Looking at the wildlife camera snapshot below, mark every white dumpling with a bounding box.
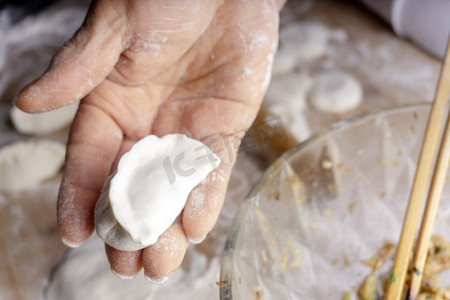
[271,48,298,76]
[95,134,220,251]
[0,139,65,193]
[265,72,313,111]
[308,71,362,114]
[10,101,79,136]
[279,22,330,62]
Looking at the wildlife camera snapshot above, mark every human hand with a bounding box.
[15,0,280,281]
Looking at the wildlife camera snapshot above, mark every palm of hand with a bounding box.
[16,0,279,280]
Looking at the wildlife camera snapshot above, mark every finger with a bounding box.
[57,102,122,247]
[183,164,232,243]
[110,138,140,173]
[182,135,237,243]
[105,245,143,279]
[15,0,127,113]
[142,217,189,283]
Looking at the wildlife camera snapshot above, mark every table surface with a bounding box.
[0,0,441,299]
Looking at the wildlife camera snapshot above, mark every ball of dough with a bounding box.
[265,72,313,111]
[271,48,298,76]
[95,134,220,251]
[308,71,362,114]
[0,139,65,193]
[10,101,79,136]
[279,22,330,62]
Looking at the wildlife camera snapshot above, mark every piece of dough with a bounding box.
[10,101,79,136]
[265,72,313,111]
[95,134,220,251]
[0,139,65,193]
[264,72,313,142]
[279,22,330,62]
[271,48,298,76]
[308,71,362,114]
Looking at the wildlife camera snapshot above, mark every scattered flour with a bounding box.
[3,1,437,298]
[46,236,221,300]
[0,2,88,103]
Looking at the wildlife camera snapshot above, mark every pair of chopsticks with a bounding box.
[386,37,450,299]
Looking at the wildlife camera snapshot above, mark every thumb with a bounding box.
[15,1,127,113]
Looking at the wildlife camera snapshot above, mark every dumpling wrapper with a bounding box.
[279,22,330,62]
[10,101,79,136]
[308,71,362,114]
[0,139,65,193]
[95,134,221,251]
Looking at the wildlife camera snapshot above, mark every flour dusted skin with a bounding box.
[95,134,220,251]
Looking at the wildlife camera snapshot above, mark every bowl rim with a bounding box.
[219,102,432,300]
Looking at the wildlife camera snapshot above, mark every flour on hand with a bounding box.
[95,134,220,251]
[0,139,65,193]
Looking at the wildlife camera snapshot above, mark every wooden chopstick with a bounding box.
[408,39,450,298]
[408,77,450,297]
[385,37,450,299]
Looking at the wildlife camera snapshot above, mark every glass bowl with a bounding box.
[220,103,450,299]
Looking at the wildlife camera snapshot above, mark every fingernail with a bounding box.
[144,273,169,284]
[188,234,207,244]
[111,268,136,280]
[61,237,83,248]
